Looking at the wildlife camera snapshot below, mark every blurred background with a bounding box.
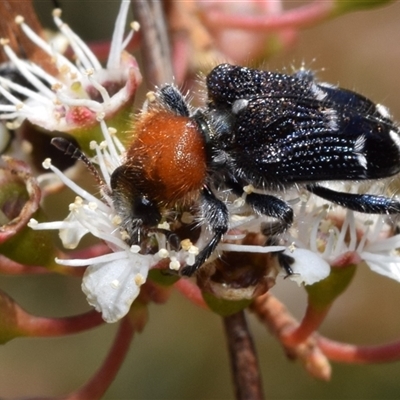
[1,1,400,399]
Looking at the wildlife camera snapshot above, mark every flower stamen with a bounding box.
[52,9,102,71]
[107,0,131,69]
[1,41,55,99]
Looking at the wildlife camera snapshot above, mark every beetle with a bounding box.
[56,63,400,276]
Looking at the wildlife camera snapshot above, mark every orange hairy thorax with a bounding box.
[126,111,207,205]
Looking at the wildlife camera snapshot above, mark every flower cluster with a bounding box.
[0,0,400,397]
[0,0,141,136]
[0,1,332,323]
[287,181,400,281]
[1,0,400,325]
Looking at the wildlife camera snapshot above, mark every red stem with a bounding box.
[0,255,51,275]
[318,336,400,364]
[202,1,333,32]
[60,316,135,400]
[250,293,332,380]
[18,309,104,337]
[283,304,331,346]
[174,278,208,309]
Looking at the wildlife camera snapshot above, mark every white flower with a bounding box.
[0,0,327,311]
[19,0,150,323]
[28,116,176,323]
[0,0,141,132]
[220,178,400,287]
[282,248,330,286]
[27,123,136,322]
[27,112,210,322]
[287,181,400,283]
[82,248,155,323]
[218,188,330,286]
[18,0,399,320]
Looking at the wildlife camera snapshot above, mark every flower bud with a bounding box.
[0,157,55,267]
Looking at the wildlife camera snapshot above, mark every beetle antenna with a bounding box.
[51,137,105,187]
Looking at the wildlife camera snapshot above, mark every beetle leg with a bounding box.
[181,185,229,276]
[226,179,293,234]
[307,184,400,214]
[245,192,294,235]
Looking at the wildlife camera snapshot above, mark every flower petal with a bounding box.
[82,254,153,323]
[58,212,89,249]
[362,251,400,282]
[285,248,331,286]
